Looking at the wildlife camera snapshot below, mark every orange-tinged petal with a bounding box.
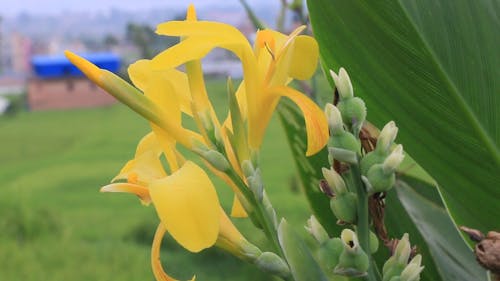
[112,150,167,186]
[101,183,151,205]
[149,161,220,252]
[267,86,329,156]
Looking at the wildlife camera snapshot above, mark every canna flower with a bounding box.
[151,5,328,157]
[101,132,220,253]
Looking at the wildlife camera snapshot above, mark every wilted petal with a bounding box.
[149,161,220,252]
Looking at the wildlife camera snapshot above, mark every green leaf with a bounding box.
[308,0,500,237]
[278,99,338,234]
[394,176,487,280]
[278,219,329,281]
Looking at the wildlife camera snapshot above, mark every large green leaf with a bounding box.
[308,0,500,235]
[393,176,487,280]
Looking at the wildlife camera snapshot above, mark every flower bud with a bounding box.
[329,130,360,153]
[322,167,348,195]
[334,229,369,277]
[361,122,399,175]
[383,145,404,174]
[305,215,329,244]
[324,103,344,135]
[202,150,231,172]
[241,159,255,178]
[317,237,343,274]
[366,163,396,193]
[337,97,366,134]
[382,234,421,281]
[360,150,386,175]
[247,168,264,202]
[377,121,398,153]
[255,252,291,279]
[370,231,379,254]
[330,68,353,99]
[330,192,358,224]
[400,255,424,281]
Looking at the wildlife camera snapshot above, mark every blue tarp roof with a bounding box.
[32,53,120,78]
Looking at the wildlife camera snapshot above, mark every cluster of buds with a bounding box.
[382,234,424,281]
[330,68,367,136]
[306,218,372,277]
[361,122,405,194]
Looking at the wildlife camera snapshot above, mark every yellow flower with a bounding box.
[101,133,220,253]
[151,5,329,157]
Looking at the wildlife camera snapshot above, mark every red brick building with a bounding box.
[28,53,119,111]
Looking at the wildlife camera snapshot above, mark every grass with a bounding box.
[0,78,323,281]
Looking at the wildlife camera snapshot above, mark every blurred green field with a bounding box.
[0,79,319,281]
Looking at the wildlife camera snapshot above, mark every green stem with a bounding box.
[351,163,379,281]
[227,170,285,258]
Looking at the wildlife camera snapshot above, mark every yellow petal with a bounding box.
[134,132,162,157]
[149,161,220,252]
[267,86,329,156]
[151,223,196,281]
[230,194,248,218]
[129,59,192,116]
[100,183,151,205]
[112,152,167,186]
[287,35,319,80]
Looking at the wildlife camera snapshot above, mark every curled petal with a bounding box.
[101,183,151,205]
[267,86,329,156]
[149,161,220,252]
[151,223,196,281]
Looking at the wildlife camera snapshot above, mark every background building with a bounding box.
[27,53,119,110]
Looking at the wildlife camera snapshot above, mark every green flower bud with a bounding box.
[360,149,386,175]
[241,159,255,178]
[382,234,420,281]
[325,103,344,134]
[317,237,343,274]
[377,121,398,153]
[330,192,358,224]
[330,68,353,99]
[247,168,264,202]
[366,164,396,194]
[400,255,424,281]
[334,229,369,277]
[370,231,379,254]
[305,215,330,244]
[255,252,291,279]
[329,130,360,154]
[337,97,366,134]
[202,150,231,172]
[383,145,404,174]
[322,167,348,195]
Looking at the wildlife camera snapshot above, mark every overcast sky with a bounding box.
[1,0,277,16]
